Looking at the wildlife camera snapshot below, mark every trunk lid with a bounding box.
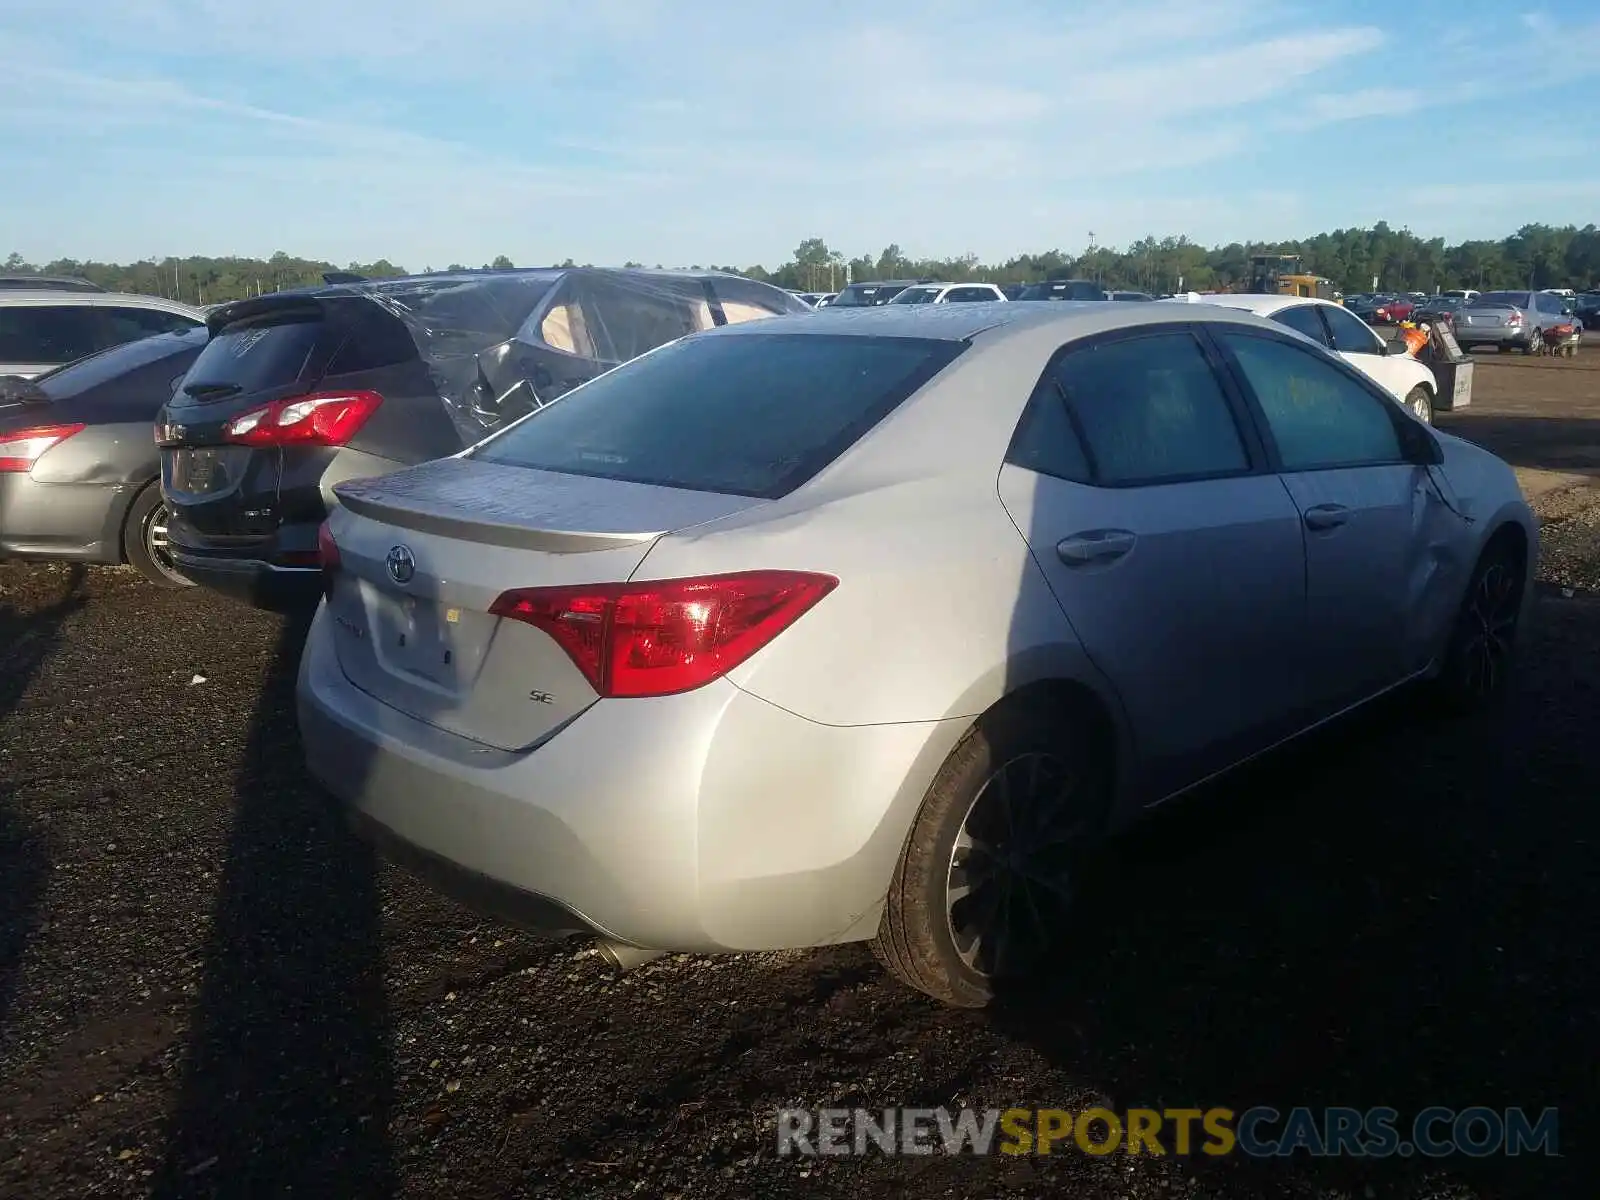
[325,458,765,750]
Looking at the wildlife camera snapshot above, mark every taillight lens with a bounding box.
[317,521,340,594]
[0,423,85,473]
[224,391,382,447]
[490,570,838,698]
[1505,311,1523,326]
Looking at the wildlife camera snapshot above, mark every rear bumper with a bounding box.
[1455,325,1529,347]
[0,473,130,564]
[167,546,322,610]
[296,602,969,953]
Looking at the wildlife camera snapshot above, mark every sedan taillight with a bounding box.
[0,423,85,473]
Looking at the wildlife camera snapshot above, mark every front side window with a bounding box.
[1048,330,1250,486]
[1218,331,1403,471]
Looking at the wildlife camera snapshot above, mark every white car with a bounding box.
[888,282,1008,305]
[0,291,206,379]
[1186,294,1440,424]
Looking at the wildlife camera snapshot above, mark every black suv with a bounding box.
[156,268,808,609]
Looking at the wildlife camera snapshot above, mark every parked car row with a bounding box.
[0,267,1542,1009]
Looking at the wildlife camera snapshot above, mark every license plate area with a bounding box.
[171,448,222,493]
[367,587,493,693]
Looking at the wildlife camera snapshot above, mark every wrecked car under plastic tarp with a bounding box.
[331,268,813,446]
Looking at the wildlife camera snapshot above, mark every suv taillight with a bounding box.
[224,391,382,447]
[0,423,85,473]
[489,571,838,698]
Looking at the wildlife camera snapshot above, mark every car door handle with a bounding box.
[1057,530,1137,565]
[1303,503,1350,531]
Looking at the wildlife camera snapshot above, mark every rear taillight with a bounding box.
[1505,311,1523,326]
[316,521,340,595]
[0,423,85,473]
[490,570,838,698]
[224,391,382,447]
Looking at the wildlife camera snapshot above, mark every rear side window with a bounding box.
[178,320,320,399]
[0,304,100,364]
[1050,331,1250,486]
[1270,305,1329,346]
[709,276,806,324]
[536,275,707,363]
[474,332,964,498]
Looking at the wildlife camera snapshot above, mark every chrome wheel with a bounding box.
[1457,559,1520,699]
[142,502,191,587]
[1408,387,1434,425]
[946,752,1091,977]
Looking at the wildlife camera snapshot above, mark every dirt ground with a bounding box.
[1,347,1598,1199]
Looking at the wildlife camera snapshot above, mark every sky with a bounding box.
[2,0,1598,271]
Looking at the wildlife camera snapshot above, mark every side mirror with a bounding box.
[1400,417,1443,465]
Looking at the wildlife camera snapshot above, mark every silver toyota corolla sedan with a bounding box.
[297,301,1537,1007]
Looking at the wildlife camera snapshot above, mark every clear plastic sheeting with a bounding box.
[330,268,812,445]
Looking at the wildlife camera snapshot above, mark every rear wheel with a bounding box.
[870,697,1111,1008]
[1405,386,1434,425]
[1431,537,1525,713]
[123,482,194,589]
[1521,329,1543,355]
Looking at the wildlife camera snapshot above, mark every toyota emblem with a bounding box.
[385,544,416,585]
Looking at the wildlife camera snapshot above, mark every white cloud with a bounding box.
[1,2,1598,266]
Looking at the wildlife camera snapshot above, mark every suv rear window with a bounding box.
[473,332,964,498]
[176,319,320,401]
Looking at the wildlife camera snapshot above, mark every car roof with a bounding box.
[0,290,205,315]
[714,296,1282,344]
[1185,293,1327,316]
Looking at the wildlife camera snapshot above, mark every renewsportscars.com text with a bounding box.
[776,1105,1559,1158]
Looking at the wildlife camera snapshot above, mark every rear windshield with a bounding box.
[1475,292,1530,308]
[830,283,910,307]
[473,332,965,498]
[38,327,206,399]
[176,319,320,401]
[1018,281,1106,301]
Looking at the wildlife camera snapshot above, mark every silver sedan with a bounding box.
[297,301,1537,1007]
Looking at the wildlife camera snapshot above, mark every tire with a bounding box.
[1521,329,1542,355]
[1430,536,1526,714]
[123,482,194,589]
[1405,386,1434,425]
[869,696,1112,1008]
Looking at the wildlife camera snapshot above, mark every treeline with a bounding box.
[7,221,1599,305]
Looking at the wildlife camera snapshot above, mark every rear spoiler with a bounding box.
[323,271,368,285]
[205,292,328,335]
[0,375,47,404]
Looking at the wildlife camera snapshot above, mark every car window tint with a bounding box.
[97,306,196,349]
[37,328,207,400]
[1054,331,1249,485]
[474,333,964,498]
[0,304,101,364]
[1271,305,1329,346]
[176,319,320,400]
[1006,376,1092,483]
[1220,332,1403,470]
[1321,303,1385,354]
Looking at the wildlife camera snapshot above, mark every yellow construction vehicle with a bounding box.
[1247,253,1339,302]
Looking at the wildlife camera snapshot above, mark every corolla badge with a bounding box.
[386,544,416,585]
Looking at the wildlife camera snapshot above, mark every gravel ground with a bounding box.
[1,351,1597,1199]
